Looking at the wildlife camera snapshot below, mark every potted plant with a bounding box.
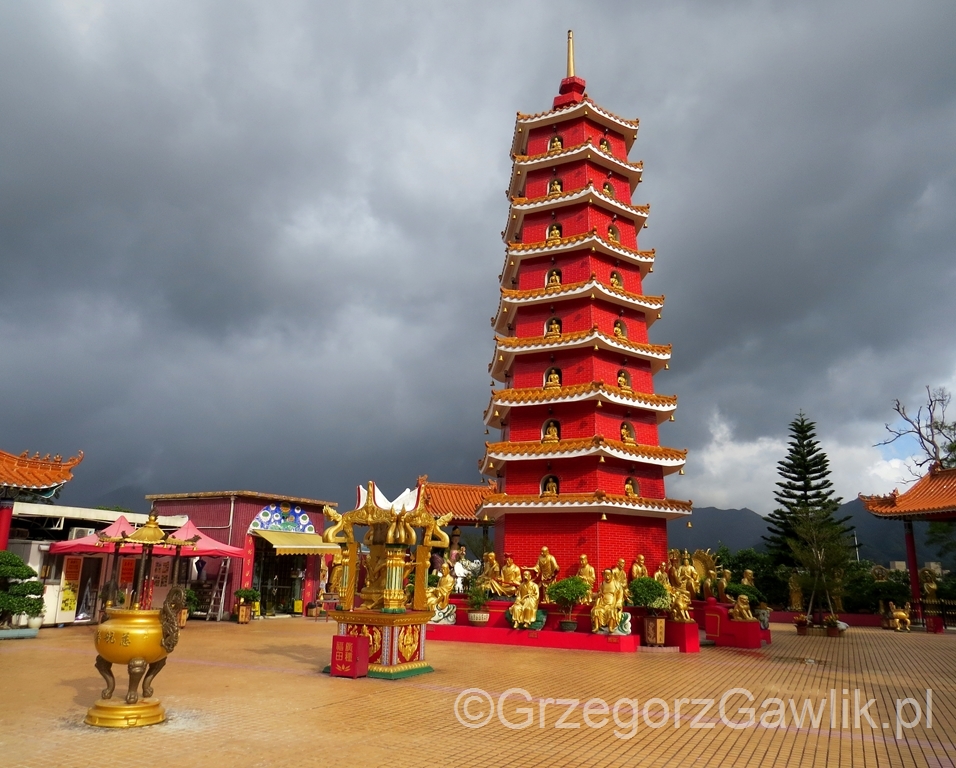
[823,614,842,637]
[547,577,592,631]
[234,588,260,624]
[466,581,490,627]
[793,613,809,635]
[0,551,44,636]
[629,576,671,646]
[180,588,199,628]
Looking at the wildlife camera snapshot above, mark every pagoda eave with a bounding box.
[479,495,692,522]
[480,439,686,476]
[501,236,655,285]
[511,99,640,156]
[484,385,676,428]
[503,187,649,243]
[509,143,643,197]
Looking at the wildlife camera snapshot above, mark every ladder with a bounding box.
[205,559,231,621]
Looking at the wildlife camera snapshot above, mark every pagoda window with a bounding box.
[616,369,631,391]
[544,317,562,337]
[624,477,639,497]
[546,269,562,287]
[541,475,560,497]
[607,224,620,243]
[548,178,563,196]
[542,420,560,443]
[544,367,562,388]
[602,181,615,199]
[547,223,562,241]
[613,319,627,339]
[548,135,564,152]
[609,271,623,289]
[620,422,636,445]
[599,137,612,154]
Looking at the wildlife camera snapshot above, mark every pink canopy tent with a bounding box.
[49,515,144,555]
[159,520,245,558]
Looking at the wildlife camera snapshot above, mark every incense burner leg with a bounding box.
[142,657,167,698]
[94,655,115,700]
[125,657,147,704]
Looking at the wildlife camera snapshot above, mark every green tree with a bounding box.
[764,413,849,566]
[788,504,855,616]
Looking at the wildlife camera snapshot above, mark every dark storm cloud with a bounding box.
[1,1,954,513]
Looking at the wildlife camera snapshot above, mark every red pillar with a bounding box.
[0,499,13,551]
[301,555,317,610]
[903,520,922,608]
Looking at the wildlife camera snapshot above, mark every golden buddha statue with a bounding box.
[541,477,558,497]
[488,553,521,597]
[548,178,563,196]
[591,569,625,633]
[535,546,560,589]
[620,423,634,444]
[599,137,611,153]
[670,586,693,623]
[629,554,648,581]
[576,554,596,604]
[788,571,803,611]
[547,270,561,287]
[667,550,683,590]
[730,594,757,622]
[544,369,561,389]
[607,226,619,243]
[426,563,455,614]
[703,569,717,601]
[613,320,625,338]
[609,272,622,289]
[508,570,540,629]
[716,569,732,603]
[542,421,559,443]
[679,555,700,597]
[741,569,755,588]
[545,318,561,337]
[602,181,615,198]
[654,562,671,592]
[623,477,638,498]
[617,370,631,391]
[548,135,563,152]
[547,223,562,241]
[612,558,630,600]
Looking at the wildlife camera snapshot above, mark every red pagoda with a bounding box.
[478,32,691,575]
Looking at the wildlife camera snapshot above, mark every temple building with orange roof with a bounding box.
[860,462,956,607]
[478,32,690,575]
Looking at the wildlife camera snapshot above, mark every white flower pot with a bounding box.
[27,615,43,630]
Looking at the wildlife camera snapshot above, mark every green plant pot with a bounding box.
[559,620,577,632]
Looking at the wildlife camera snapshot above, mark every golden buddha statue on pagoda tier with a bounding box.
[591,569,625,633]
[602,181,615,198]
[534,546,560,590]
[547,270,561,287]
[548,135,563,152]
[488,553,521,597]
[613,320,625,338]
[541,477,558,497]
[549,178,563,196]
[576,554,596,604]
[545,318,561,337]
[542,421,559,443]
[654,562,671,592]
[544,369,561,389]
[508,571,540,629]
[620,423,635,444]
[623,477,638,497]
[630,554,648,581]
[617,371,631,391]
[609,272,622,289]
[607,226,619,243]
[547,223,561,241]
[599,137,611,153]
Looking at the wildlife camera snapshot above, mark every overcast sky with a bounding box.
[2,1,955,516]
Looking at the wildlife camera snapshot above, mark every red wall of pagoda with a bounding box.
[525,118,630,158]
[511,351,654,391]
[516,253,646,294]
[502,457,666,499]
[521,207,639,249]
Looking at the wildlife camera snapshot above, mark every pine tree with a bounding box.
[763,413,848,566]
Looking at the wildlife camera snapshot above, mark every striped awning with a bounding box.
[253,529,340,555]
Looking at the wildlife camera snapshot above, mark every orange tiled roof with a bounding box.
[489,381,677,409]
[500,280,663,307]
[484,437,686,463]
[0,448,83,492]
[507,231,654,260]
[513,139,643,170]
[511,185,650,216]
[423,481,497,523]
[859,464,956,519]
[482,491,692,513]
[496,327,671,358]
[516,97,640,130]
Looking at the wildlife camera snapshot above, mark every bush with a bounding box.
[547,577,592,619]
[937,575,956,601]
[0,552,43,624]
[715,545,787,607]
[628,577,670,613]
[466,581,489,611]
[234,588,260,603]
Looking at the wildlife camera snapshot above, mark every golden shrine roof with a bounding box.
[495,327,671,358]
[0,448,83,492]
[423,481,497,523]
[512,139,643,171]
[500,280,663,307]
[481,491,693,514]
[859,464,956,519]
[489,381,677,409]
[483,437,686,464]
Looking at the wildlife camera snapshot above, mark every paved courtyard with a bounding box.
[1,619,954,768]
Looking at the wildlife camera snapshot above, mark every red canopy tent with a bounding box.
[160,520,245,558]
[49,515,142,555]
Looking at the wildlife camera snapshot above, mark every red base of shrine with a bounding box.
[693,599,771,649]
[427,623,640,652]
[664,619,700,653]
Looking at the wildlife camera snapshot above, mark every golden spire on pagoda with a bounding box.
[567,29,575,78]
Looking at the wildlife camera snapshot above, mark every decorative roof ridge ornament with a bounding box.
[554,30,586,109]
[567,29,575,78]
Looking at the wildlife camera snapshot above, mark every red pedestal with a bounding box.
[926,616,945,634]
[717,619,762,649]
[330,634,369,678]
[427,624,639,653]
[665,620,700,653]
[0,501,13,551]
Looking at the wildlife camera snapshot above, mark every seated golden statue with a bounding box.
[508,570,540,628]
[534,546,560,590]
[620,423,635,444]
[730,594,757,622]
[607,226,619,243]
[599,137,611,153]
[476,552,501,590]
[547,270,561,286]
[716,569,732,603]
[576,554,596,604]
[602,181,615,198]
[613,321,625,338]
[741,569,755,587]
[488,553,521,596]
[654,562,671,592]
[542,421,559,443]
[888,601,911,632]
[670,586,693,622]
[591,569,625,633]
[541,477,558,497]
[679,555,700,597]
[548,178,563,196]
[630,554,648,581]
[617,371,631,391]
[545,369,561,389]
[609,272,622,289]
[547,223,561,241]
[548,135,563,152]
[623,478,638,498]
[426,563,455,614]
[545,318,561,337]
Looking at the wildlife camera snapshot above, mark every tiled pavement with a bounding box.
[1,619,954,768]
